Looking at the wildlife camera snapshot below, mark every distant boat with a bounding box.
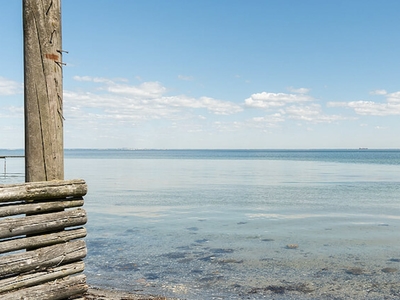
[358,147,368,150]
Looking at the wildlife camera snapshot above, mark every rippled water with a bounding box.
[2,150,400,299]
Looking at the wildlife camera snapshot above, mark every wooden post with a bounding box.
[23,0,64,182]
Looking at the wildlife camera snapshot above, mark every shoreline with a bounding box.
[84,273,400,299]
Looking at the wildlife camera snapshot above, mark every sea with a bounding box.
[1,149,400,299]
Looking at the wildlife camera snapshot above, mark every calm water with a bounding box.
[1,149,400,299]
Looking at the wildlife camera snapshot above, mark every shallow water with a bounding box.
[2,150,400,299]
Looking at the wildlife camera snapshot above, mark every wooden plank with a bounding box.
[0,274,87,300]
[0,208,87,239]
[0,240,86,277]
[0,227,86,254]
[0,261,84,294]
[23,0,64,182]
[0,179,87,202]
[0,198,84,217]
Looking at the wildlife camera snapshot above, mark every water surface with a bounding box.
[2,149,400,299]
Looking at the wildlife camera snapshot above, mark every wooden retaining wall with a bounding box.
[0,179,88,299]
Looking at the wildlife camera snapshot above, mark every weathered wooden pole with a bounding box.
[23,0,64,182]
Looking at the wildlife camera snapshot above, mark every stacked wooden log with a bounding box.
[0,179,88,299]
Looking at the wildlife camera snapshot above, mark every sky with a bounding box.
[1,1,400,149]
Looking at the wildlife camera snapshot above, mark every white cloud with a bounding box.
[199,97,242,115]
[249,113,285,129]
[327,90,400,116]
[387,91,400,103]
[328,99,400,116]
[178,75,193,81]
[285,104,346,123]
[65,76,393,147]
[243,89,348,124]
[213,121,236,132]
[370,89,387,95]
[64,76,242,127]
[252,113,285,124]
[72,77,243,115]
[72,75,128,84]
[285,104,321,121]
[0,77,22,96]
[287,87,310,94]
[73,75,112,84]
[245,92,312,109]
[107,82,167,99]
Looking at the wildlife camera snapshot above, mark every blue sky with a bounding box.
[1,1,400,149]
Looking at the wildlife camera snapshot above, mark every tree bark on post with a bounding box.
[23,0,64,182]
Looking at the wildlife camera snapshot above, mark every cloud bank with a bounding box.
[65,76,243,127]
[327,91,400,116]
[245,92,313,109]
[2,73,398,148]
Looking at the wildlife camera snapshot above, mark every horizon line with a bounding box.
[1,148,400,151]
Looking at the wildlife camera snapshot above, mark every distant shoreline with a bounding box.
[2,148,400,151]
